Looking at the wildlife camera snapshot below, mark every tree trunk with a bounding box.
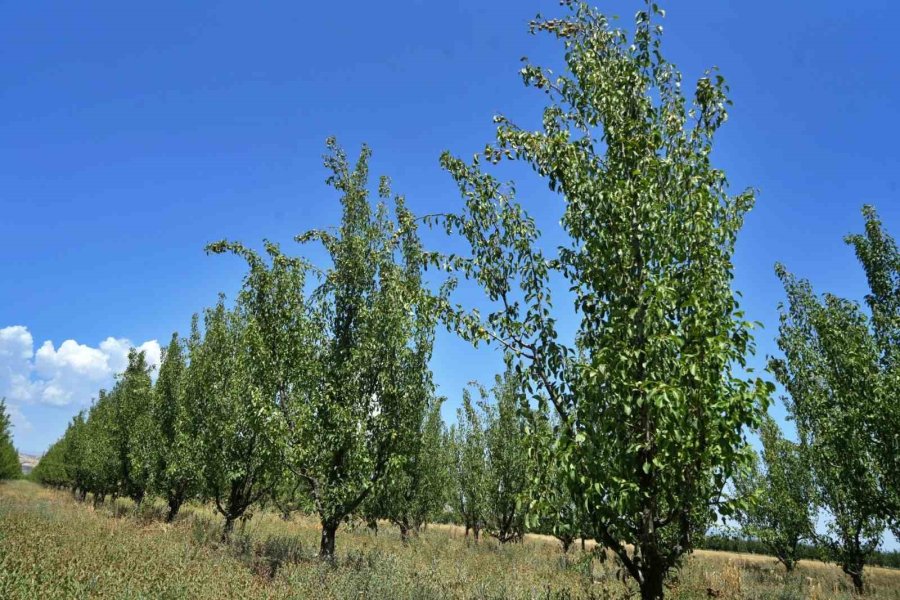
[639,566,666,600]
[399,520,410,544]
[166,496,183,523]
[843,564,864,595]
[850,572,864,595]
[320,520,338,559]
[221,516,235,542]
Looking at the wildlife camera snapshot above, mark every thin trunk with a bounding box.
[399,520,410,544]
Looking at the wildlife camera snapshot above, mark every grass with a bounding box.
[1,480,898,599]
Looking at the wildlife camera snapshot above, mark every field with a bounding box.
[1,480,898,600]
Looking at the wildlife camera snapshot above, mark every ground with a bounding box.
[1,480,898,599]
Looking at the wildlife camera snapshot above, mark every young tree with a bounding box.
[481,369,530,543]
[190,300,282,539]
[525,400,582,554]
[33,434,70,489]
[428,4,770,597]
[0,399,22,480]
[451,390,489,542]
[376,396,451,541]
[80,391,124,503]
[108,349,154,504]
[772,264,888,593]
[138,332,199,522]
[208,140,439,558]
[733,415,815,571]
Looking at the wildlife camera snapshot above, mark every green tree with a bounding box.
[845,205,900,532]
[771,264,887,593]
[0,399,21,480]
[209,140,438,559]
[428,3,770,597]
[190,300,282,539]
[375,396,451,541]
[33,428,75,489]
[81,391,123,503]
[525,400,582,554]
[733,415,815,571]
[481,369,530,543]
[139,332,199,522]
[450,390,489,541]
[111,349,154,504]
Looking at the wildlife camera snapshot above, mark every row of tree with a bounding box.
[35,140,440,559]
[0,400,21,480]
[733,205,900,593]
[29,3,899,599]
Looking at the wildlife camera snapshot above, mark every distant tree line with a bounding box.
[29,3,900,599]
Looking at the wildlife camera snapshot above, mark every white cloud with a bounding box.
[0,325,160,410]
[5,401,31,433]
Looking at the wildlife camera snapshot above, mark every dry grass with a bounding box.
[1,480,898,599]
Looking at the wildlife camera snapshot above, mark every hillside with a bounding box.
[17,454,39,475]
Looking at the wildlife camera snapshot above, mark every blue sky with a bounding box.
[1,0,898,466]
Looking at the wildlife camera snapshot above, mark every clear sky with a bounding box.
[2,0,898,465]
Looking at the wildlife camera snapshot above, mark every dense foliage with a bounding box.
[427,3,771,598]
[0,399,21,480]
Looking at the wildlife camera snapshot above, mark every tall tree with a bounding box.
[209,139,439,558]
[0,399,21,480]
[190,300,282,539]
[110,350,154,504]
[845,205,900,532]
[771,264,887,593]
[138,332,199,522]
[428,3,770,597]
[733,415,816,571]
